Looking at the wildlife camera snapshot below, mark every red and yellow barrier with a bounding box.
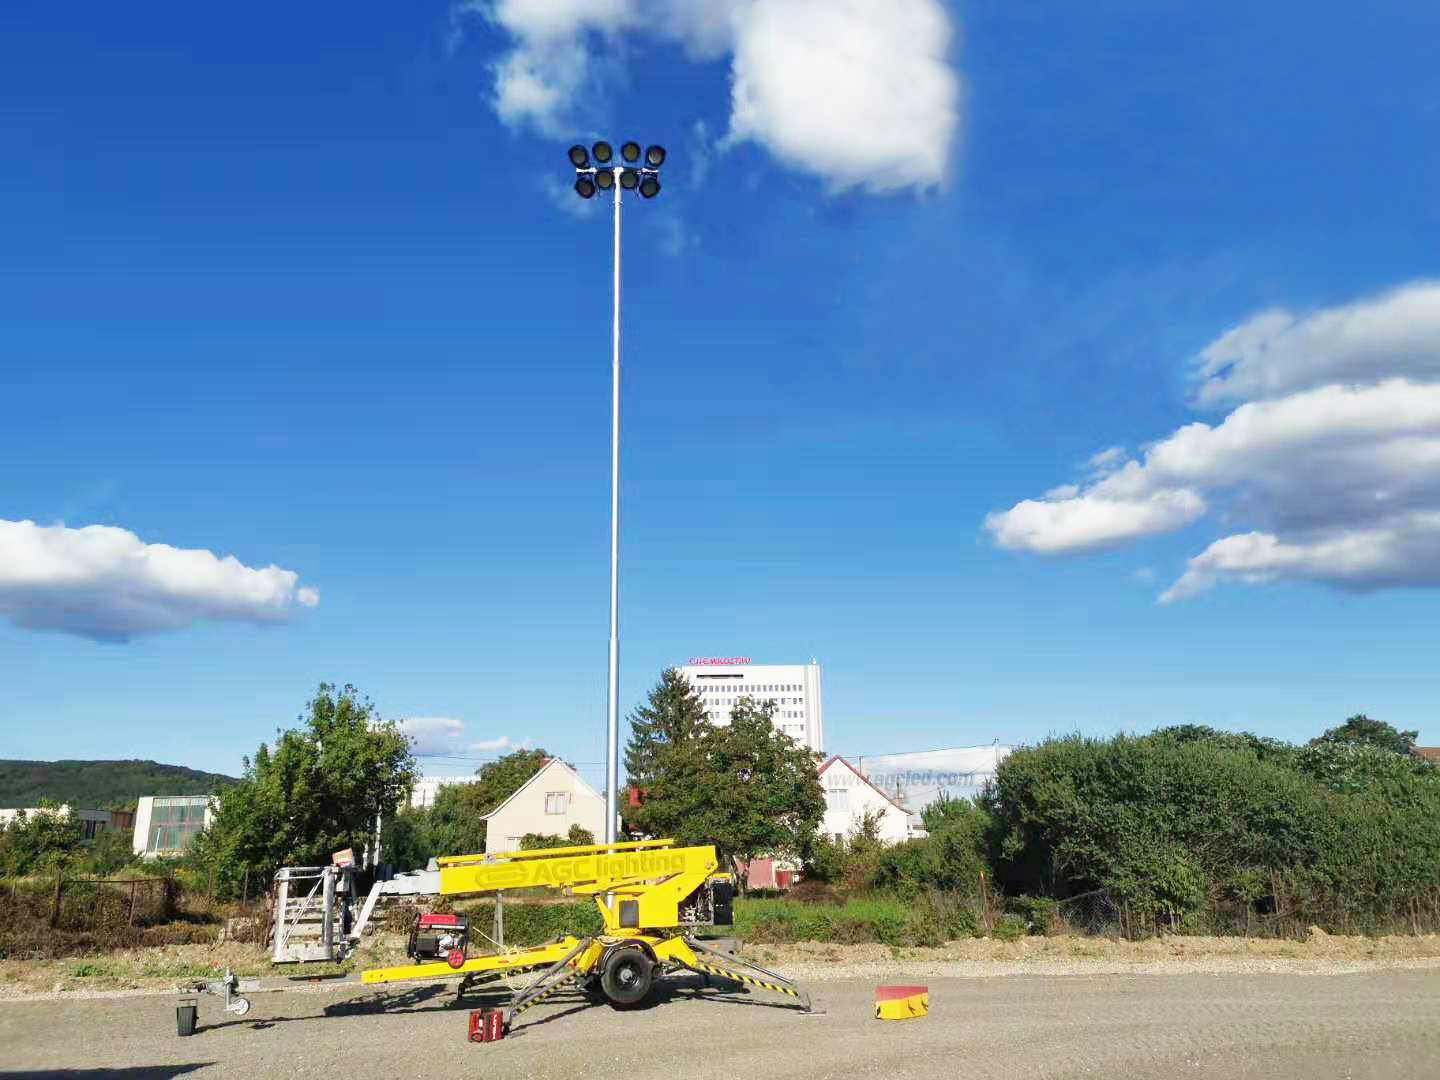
[874,984,929,1020]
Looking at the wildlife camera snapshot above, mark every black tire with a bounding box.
[176,1005,197,1037]
[599,948,654,1007]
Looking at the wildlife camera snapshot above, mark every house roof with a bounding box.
[1413,747,1440,763]
[817,755,914,816]
[480,758,604,822]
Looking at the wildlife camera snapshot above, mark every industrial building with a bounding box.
[679,657,824,754]
[408,775,479,809]
[856,745,1011,813]
[132,794,215,857]
[0,805,121,838]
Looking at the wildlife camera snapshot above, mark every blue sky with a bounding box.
[3,0,1439,787]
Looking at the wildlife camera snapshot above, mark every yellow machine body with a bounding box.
[361,839,729,988]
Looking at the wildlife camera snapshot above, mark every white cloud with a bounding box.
[399,716,467,756]
[725,0,960,192]
[984,281,1440,601]
[470,735,525,752]
[0,519,318,642]
[1088,446,1128,473]
[1195,281,1440,405]
[492,35,593,134]
[398,716,528,757]
[985,490,1206,555]
[1160,515,1440,603]
[467,0,961,192]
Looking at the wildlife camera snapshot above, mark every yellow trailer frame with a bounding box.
[359,838,810,1025]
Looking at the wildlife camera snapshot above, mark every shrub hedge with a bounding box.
[736,892,981,946]
[985,727,1440,935]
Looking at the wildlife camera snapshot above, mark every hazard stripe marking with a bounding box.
[511,969,580,1016]
[693,962,799,998]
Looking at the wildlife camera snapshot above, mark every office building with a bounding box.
[679,657,824,754]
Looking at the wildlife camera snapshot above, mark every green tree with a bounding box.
[632,696,824,887]
[0,799,85,876]
[519,824,595,850]
[190,683,416,895]
[380,806,435,873]
[79,826,137,876]
[425,748,553,857]
[1310,714,1418,756]
[624,668,708,788]
[871,796,990,898]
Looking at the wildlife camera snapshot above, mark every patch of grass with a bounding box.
[990,914,1028,942]
[735,891,984,947]
[69,960,124,978]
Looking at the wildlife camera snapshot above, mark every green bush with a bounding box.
[985,726,1440,935]
[734,892,982,946]
[450,899,603,947]
[871,796,989,899]
[1008,896,1062,936]
[990,913,1027,941]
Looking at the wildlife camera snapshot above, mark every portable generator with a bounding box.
[407,913,470,968]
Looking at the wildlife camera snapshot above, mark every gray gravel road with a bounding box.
[4,970,1439,1079]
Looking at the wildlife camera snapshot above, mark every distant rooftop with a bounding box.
[1413,747,1440,763]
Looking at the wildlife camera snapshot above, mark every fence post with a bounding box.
[241,867,250,905]
[50,875,64,928]
[128,880,138,926]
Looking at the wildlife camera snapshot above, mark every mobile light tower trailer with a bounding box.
[176,838,810,1035]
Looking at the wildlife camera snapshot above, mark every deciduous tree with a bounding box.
[191,683,416,893]
[1309,714,1418,756]
[629,694,824,885]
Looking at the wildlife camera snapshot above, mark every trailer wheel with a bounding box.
[600,948,654,1007]
[176,1005,197,1037]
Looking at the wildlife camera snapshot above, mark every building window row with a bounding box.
[696,683,801,693]
[703,697,802,708]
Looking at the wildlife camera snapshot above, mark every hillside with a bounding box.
[0,760,237,810]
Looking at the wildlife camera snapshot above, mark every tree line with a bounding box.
[175,672,827,896]
[18,671,1435,941]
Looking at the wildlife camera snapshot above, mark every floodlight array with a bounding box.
[570,141,665,200]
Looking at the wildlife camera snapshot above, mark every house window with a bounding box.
[545,792,568,815]
[826,789,848,812]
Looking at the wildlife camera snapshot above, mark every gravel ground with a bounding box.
[3,969,1440,1079]
[6,930,1440,1001]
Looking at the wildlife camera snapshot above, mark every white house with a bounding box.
[817,756,922,847]
[482,759,609,853]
